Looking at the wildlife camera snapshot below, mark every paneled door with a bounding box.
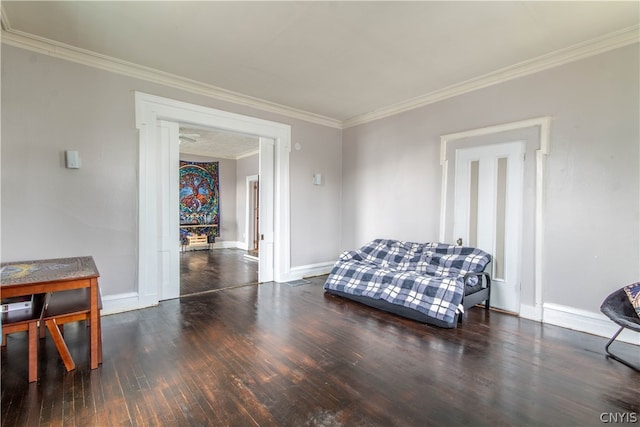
[453,141,525,313]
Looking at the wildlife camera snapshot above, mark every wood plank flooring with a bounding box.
[180,249,258,296]
[2,264,639,426]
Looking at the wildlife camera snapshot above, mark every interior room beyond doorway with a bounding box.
[178,124,260,296]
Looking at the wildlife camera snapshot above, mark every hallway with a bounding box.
[180,248,258,296]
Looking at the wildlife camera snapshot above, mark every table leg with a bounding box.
[28,321,38,383]
[90,279,101,369]
[97,311,103,364]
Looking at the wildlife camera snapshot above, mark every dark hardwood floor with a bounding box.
[2,264,639,426]
[180,248,258,296]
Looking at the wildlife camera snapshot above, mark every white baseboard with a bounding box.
[285,261,335,282]
[100,292,155,315]
[543,303,639,346]
[212,240,244,249]
[180,240,244,251]
[519,303,543,322]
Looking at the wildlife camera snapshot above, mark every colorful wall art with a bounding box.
[179,161,220,239]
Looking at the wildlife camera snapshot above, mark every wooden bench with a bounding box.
[2,289,102,380]
[182,233,211,251]
[40,288,103,372]
[1,294,46,382]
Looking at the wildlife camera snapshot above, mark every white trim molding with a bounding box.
[212,241,245,250]
[101,292,143,315]
[135,92,292,311]
[440,117,551,321]
[0,27,341,129]
[286,261,335,282]
[1,16,636,130]
[343,25,639,128]
[544,303,640,346]
[179,241,246,252]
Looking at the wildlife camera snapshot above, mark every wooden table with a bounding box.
[1,256,102,380]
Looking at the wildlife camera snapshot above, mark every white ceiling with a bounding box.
[179,126,259,160]
[2,1,639,129]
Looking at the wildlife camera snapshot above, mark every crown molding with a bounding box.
[0,27,343,129]
[1,5,11,32]
[2,21,637,131]
[343,25,640,129]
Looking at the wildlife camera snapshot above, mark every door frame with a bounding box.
[156,120,181,301]
[440,117,550,320]
[245,174,259,253]
[453,141,526,313]
[135,92,291,307]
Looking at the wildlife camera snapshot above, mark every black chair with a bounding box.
[600,287,640,371]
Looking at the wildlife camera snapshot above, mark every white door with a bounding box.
[156,120,180,300]
[258,137,275,282]
[453,141,525,313]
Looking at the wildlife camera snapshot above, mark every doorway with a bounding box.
[177,125,261,296]
[135,92,292,308]
[453,141,525,313]
[440,117,550,320]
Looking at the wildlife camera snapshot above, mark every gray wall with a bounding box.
[342,44,639,313]
[290,127,343,266]
[1,45,343,297]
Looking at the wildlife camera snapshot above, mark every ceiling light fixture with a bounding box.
[179,135,198,143]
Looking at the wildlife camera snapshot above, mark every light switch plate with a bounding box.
[65,150,80,169]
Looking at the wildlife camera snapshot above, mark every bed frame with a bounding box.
[325,271,491,328]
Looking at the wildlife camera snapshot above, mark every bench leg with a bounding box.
[45,319,76,372]
[39,320,61,339]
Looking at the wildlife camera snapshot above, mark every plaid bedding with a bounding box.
[323,239,492,325]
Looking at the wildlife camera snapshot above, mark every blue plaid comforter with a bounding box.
[323,239,492,325]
